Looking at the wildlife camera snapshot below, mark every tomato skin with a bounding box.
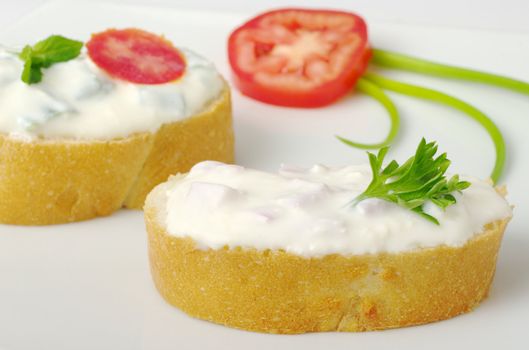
[87,28,186,85]
[228,8,371,108]
[231,46,372,107]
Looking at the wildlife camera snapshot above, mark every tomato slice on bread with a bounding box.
[87,28,186,84]
[228,8,371,107]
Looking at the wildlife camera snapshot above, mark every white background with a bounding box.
[1,1,529,350]
[2,0,529,33]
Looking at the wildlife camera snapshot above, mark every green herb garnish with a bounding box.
[336,77,400,150]
[19,35,83,84]
[352,138,471,225]
[337,48,529,184]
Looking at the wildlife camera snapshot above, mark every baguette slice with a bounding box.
[0,83,233,225]
[145,177,510,334]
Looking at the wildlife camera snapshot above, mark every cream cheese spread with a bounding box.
[163,161,512,257]
[0,46,223,140]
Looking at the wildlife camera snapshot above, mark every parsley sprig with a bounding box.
[19,35,83,84]
[353,138,471,225]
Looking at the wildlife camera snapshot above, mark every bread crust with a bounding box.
[144,194,510,333]
[0,85,233,225]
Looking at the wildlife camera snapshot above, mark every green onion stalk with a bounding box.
[337,49,529,184]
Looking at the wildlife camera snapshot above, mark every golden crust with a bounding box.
[145,200,510,334]
[122,85,234,208]
[0,85,233,225]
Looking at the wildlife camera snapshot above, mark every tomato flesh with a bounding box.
[228,8,371,107]
[87,28,186,84]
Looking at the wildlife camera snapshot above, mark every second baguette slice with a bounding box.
[144,172,510,334]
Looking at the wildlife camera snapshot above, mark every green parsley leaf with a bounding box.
[18,35,83,84]
[352,138,471,225]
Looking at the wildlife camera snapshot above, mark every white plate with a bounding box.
[1,1,528,349]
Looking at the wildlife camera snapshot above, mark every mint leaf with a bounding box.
[21,57,42,84]
[18,35,83,84]
[32,35,83,66]
[19,45,33,61]
[351,138,471,225]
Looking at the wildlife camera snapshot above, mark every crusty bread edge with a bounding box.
[0,82,233,225]
[144,180,511,333]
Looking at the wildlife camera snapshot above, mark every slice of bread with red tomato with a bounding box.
[0,29,234,225]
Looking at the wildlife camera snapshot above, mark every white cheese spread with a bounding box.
[163,161,512,257]
[0,46,223,140]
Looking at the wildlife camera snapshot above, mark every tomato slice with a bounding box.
[228,8,371,107]
[87,28,186,84]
